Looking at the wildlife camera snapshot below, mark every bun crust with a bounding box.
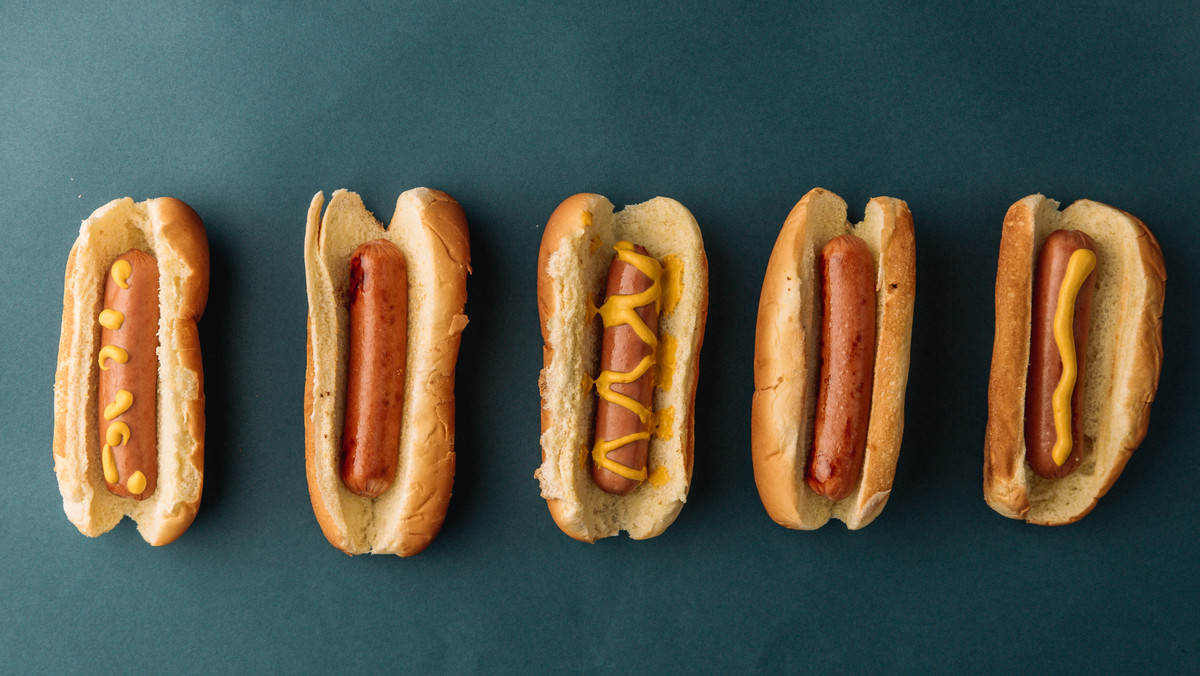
[984,195,1165,525]
[751,188,916,530]
[536,194,708,541]
[53,197,209,545]
[304,189,469,555]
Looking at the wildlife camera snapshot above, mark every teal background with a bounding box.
[3,1,1197,672]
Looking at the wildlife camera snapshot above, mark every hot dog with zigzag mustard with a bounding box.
[536,193,708,542]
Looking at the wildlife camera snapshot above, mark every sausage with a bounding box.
[592,242,661,496]
[97,249,160,499]
[340,239,408,498]
[807,234,877,501]
[1025,229,1097,479]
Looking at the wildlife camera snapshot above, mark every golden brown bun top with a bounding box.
[148,197,210,321]
[984,195,1165,525]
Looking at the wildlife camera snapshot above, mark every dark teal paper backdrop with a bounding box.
[3,1,1197,672]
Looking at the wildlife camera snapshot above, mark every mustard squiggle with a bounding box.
[591,242,662,481]
[1050,248,1097,466]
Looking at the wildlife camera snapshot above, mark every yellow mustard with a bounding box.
[105,421,130,447]
[97,345,128,371]
[648,466,670,487]
[101,445,119,484]
[660,254,683,316]
[594,356,655,424]
[126,471,147,495]
[656,332,677,391]
[98,309,125,330]
[1050,248,1097,466]
[111,259,132,289]
[103,389,134,420]
[652,406,676,440]
[591,242,663,482]
[594,246,661,346]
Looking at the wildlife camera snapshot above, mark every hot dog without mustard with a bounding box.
[984,195,1165,525]
[304,188,469,556]
[536,193,707,542]
[752,188,915,530]
[54,197,208,545]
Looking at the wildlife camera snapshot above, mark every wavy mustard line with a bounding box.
[1050,248,1097,466]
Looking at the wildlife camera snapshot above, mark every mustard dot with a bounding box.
[110,259,132,289]
[648,466,670,487]
[98,308,125,330]
[126,471,147,495]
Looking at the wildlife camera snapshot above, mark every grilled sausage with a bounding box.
[807,234,877,501]
[340,239,408,498]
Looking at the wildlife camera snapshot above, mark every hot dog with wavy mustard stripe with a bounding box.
[984,195,1165,525]
[53,197,208,545]
[536,193,707,542]
[752,188,915,530]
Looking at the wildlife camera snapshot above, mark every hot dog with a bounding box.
[537,194,707,542]
[98,249,160,499]
[591,242,660,496]
[340,240,408,498]
[1024,230,1096,480]
[807,234,877,501]
[304,189,469,556]
[752,188,915,530]
[53,197,208,545]
[984,195,1165,525]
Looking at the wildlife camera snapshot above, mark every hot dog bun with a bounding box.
[53,197,209,545]
[304,188,469,556]
[536,194,708,541]
[984,195,1165,525]
[752,188,915,530]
